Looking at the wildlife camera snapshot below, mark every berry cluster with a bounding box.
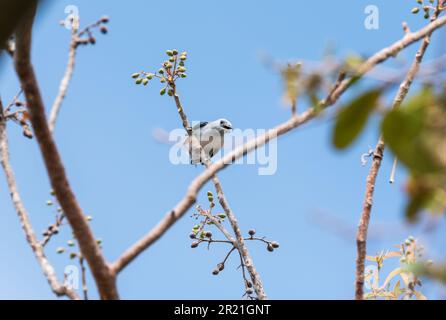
[189,191,279,300]
[131,49,188,96]
[411,0,445,19]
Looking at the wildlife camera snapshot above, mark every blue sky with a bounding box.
[1,0,446,299]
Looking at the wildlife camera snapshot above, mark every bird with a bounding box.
[185,118,233,165]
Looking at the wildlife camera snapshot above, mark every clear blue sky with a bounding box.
[1,0,446,299]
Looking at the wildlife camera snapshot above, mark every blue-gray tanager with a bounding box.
[185,118,233,164]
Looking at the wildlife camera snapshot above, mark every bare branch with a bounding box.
[13,3,118,300]
[354,9,442,300]
[0,97,79,300]
[48,17,79,133]
[209,174,267,299]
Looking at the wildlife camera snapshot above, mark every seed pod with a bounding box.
[271,241,280,248]
[267,243,274,252]
[212,268,219,275]
[191,241,199,248]
[411,7,420,14]
[217,263,225,271]
[166,50,173,56]
[100,16,110,23]
[160,88,166,95]
[248,229,256,236]
[135,78,142,85]
[142,78,149,86]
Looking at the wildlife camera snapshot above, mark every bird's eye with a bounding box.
[220,120,225,126]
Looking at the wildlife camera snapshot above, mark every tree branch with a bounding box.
[13,3,118,300]
[354,9,441,300]
[0,97,79,300]
[112,11,446,286]
[48,17,79,133]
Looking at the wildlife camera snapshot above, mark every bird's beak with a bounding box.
[222,124,232,130]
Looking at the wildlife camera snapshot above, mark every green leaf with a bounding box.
[393,280,401,298]
[405,187,434,222]
[381,88,441,174]
[332,89,382,149]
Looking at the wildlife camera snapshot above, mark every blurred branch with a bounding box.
[0,0,37,51]
[0,97,79,300]
[355,9,442,300]
[13,3,118,300]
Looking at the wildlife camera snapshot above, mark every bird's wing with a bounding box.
[191,121,209,132]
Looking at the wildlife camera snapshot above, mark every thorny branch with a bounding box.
[354,6,443,300]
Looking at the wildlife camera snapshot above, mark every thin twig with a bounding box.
[41,213,65,247]
[112,11,446,283]
[354,8,441,300]
[48,16,79,133]
[13,3,118,300]
[389,157,398,184]
[79,256,88,300]
[208,174,267,299]
[171,78,266,299]
[0,97,79,300]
